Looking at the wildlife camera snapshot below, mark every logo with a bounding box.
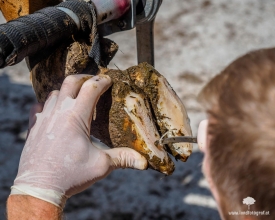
[228,196,270,216]
[243,197,256,210]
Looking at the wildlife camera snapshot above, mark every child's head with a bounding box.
[198,48,275,219]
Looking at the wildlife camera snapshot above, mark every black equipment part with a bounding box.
[0,0,96,68]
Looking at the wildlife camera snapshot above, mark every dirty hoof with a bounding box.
[91,63,193,175]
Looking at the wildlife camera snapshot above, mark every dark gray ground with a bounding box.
[1,0,275,219]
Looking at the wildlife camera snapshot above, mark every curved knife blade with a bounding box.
[162,136,198,144]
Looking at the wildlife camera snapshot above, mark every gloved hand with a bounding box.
[10,74,148,209]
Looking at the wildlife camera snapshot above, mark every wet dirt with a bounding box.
[92,67,175,174]
[31,37,118,103]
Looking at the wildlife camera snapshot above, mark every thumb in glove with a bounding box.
[11,74,147,208]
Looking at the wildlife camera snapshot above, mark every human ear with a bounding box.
[198,119,209,153]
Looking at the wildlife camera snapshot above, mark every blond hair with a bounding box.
[199,48,275,219]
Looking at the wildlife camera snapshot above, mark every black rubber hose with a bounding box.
[0,0,96,68]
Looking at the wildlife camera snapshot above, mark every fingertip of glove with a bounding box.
[134,156,148,170]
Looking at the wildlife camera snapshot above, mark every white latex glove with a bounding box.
[11,74,148,208]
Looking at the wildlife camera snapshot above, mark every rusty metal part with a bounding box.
[135,0,162,66]
[0,0,62,21]
[136,20,154,66]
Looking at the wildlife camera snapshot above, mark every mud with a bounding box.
[122,63,193,162]
[91,63,192,174]
[93,68,175,174]
[31,38,118,103]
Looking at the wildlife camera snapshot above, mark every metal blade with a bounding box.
[162,136,198,144]
[136,19,155,66]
